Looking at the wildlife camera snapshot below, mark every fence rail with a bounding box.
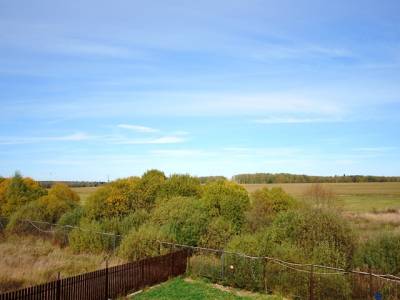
[0,249,188,300]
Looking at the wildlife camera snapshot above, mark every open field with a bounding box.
[71,186,98,203]
[0,235,123,293]
[132,277,281,300]
[242,182,400,213]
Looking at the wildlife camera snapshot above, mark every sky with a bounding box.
[0,0,399,180]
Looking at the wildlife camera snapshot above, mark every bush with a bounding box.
[246,187,297,232]
[151,197,209,246]
[355,233,400,275]
[199,217,235,249]
[189,254,222,281]
[201,180,250,233]
[0,173,46,216]
[269,208,356,268]
[68,219,116,253]
[133,170,166,210]
[117,224,170,261]
[84,177,140,220]
[6,184,79,234]
[159,174,202,199]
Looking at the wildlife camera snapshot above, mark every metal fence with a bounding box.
[160,242,400,300]
[0,249,188,300]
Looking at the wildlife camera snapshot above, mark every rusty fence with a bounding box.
[159,241,400,300]
[0,249,188,300]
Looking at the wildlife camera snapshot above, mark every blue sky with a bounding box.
[0,0,399,180]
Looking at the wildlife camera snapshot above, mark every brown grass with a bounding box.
[0,234,124,293]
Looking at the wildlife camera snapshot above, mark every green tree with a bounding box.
[159,174,202,199]
[246,187,297,232]
[133,169,166,210]
[151,196,208,246]
[201,180,250,233]
[118,224,171,261]
[199,217,235,249]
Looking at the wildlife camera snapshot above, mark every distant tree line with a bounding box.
[39,181,106,188]
[232,173,400,184]
[197,176,227,184]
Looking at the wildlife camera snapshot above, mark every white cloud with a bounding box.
[117,124,159,133]
[253,116,342,124]
[0,132,91,145]
[114,135,186,145]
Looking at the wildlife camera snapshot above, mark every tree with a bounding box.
[84,177,140,220]
[246,187,297,232]
[151,196,208,246]
[158,174,202,199]
[201,180,250,233]
[133,169,166,210]
[199,217,235,249]
[0,172,46,216]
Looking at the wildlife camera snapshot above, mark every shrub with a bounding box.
[158,174,202,199]
[246,187,297,232]
[151,197,209,246]
[133,170,166,210]
[68,219,116,253]
[117,224,170,261]
[199,217,235,249]
[269,208,356,268]
[118,209,150,235]
[0,173,46,216]
[201,180,250,233]
[355,233,400,275]
[6,184,79,234]
[189,254,222,281]
[84,177,140,220]
[303,184,337,209]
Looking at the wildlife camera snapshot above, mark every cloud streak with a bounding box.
[118,124,159,133]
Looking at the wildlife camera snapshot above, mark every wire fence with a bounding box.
[159,241,400,300]
[1,217,400,299]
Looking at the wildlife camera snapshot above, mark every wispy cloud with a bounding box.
[0,132,91,145]
[118,124,159,133]
[113,135,186,145]
[253,116,342,124]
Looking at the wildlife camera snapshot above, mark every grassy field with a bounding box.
[71,186,98,203]
[0,235,123,293]
[242,182,400,213]
[132,277,281,300]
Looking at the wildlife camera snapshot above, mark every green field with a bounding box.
[132,277,281,300]
[242,182,400,213]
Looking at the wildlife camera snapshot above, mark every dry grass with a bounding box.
[71,187,99,204]
[0,234,124,293]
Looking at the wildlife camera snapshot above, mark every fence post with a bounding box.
[369,267,373,298]
[221,252,225,280]
[56,272,61,300]
[309,264,314,300]
[105,260,109,300]
[170,244,175,276]
[263,258,267,293]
